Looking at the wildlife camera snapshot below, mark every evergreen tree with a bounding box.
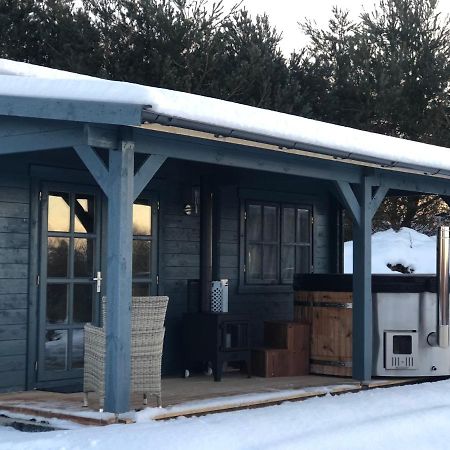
[361,0,450,144]
[2,0,450,234]
[81,0,289,108]
[0,0,102,75]
[298,0,450,234]
[364,0,450,233]
[292,8,373,127]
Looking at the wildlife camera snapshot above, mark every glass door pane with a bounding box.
[132,198,157,296]
[39,186,101,383]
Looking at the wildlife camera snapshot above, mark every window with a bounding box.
[243,201,312,286]
[132,199,157,296]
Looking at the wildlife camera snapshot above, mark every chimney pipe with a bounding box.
[437,226,449,348]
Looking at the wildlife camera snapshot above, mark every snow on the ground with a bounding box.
[2,380,450,450]
[344,227,436,274]
[0,410,83,431]
[1,58,450,174]
[131,383,356,421]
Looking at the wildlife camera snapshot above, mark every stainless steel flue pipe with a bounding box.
[437,226,450,348]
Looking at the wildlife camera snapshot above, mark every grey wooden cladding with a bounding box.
[0,324,27,341]
[164,214,200,229]
[221,218,238,232]
[219,242,238,257]
[160,182,201,373]
[0,309,27,325]
[0,339,26,356]
[165,227,200,241]
[0,264,28,279]
[0,218,29,234]
[0,180,29,392]
[219,255,239,268]
[0,294,27,309]
[0,279,28,295]
[0,232,28,248]
[164,266,200,280]
[163,253,200,267]
[0,355,26,372]
[0,202,29,219]
[0,187,29,203]
[0,249,28,264]
[0,172,30,188]
[164,240,199,254]
[0,370,25,389]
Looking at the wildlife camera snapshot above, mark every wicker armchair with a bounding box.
[83,296,169,410]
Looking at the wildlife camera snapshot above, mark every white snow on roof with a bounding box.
[1,58,449,174]
[0,59,91,79]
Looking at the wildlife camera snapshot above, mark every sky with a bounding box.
[219,0,450,55]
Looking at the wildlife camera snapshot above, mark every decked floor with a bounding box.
[0,374,432,426]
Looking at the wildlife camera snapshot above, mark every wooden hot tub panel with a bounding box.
[295,290,352,377]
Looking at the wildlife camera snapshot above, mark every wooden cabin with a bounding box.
[1,60,450,414]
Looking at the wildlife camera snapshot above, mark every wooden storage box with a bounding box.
[252,322,310,377]
[264,321,310,351]
[252,349,288,377]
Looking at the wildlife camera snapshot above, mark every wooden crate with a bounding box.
[294,290,352,377]
[264,321,310,352]
[252,348,310,377]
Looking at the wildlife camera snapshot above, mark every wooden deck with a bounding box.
[0,374,435,426]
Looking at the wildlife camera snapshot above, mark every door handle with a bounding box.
[93,271,102,293]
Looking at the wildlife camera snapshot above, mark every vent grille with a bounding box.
[211,280,229,312]
[391,356,414,368]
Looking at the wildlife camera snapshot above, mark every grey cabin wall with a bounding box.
[0,152,338,388]
[0,171,30,392]
[158,162,337,373]
[216,172,333,349]
[156,162,202,374]
[0,151,99,392]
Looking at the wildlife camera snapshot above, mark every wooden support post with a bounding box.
[352,176,373,382]
[74,141,166,413]
[334,177,388,382]
[104,141,135,414]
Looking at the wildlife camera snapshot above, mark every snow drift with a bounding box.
[344,227,436,274]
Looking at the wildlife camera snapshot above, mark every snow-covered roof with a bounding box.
[1,58,450,176]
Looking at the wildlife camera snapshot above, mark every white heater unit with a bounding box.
[211,279,229,312]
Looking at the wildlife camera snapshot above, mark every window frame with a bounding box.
[239,193,314,293]
[280,203,313,284]
[132,195,159,296]
[244,201,281,285]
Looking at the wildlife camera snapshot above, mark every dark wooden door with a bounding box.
[37,184,102,383]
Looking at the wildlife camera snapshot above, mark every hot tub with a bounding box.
[294,273,450,377]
